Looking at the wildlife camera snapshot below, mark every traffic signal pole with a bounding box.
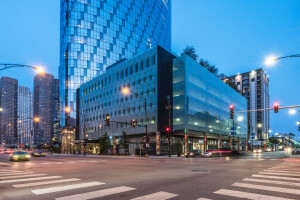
[234,105,300,113]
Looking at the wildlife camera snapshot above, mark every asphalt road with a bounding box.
[0,151,299,200]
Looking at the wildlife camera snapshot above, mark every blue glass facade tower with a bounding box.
[60,0,172,126]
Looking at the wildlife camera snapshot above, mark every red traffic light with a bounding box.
[274,102,279,113]
[229,105,234,109]
[166,127,170,132]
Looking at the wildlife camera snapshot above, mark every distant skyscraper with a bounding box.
[17,86,32,147]
[60,0,172,126]
[223,69,270,142]
[0,77,18,145]
[53,79,61,143]
[33,73,54,146]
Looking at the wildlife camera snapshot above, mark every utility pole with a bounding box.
[167,95,172,157]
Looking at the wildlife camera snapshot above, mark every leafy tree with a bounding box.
[99,133,111,154]
[181,45,198,61]
[268,137,280,144]
[218,73,227,79]
[119,131,129,151]
[199,58,219,75]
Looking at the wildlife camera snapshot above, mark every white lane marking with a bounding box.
[41,162,51,165]
[55,162,63,164]
[55,186,135,200]
[269,167,300,171]
[232,182,300,195]
[0,170,23,173]
[196,198,212,200]
[271,159,277,160]
[0,174,47,180]
[214,189,295,200]
[13,178,81,188]
[0,172,34,176]
[264,170,300,174]
[243,178,300,186]
[259,172,300,177]
[131,191,178,200]
[252,174,300,181]
[0,162,9,165]
[32,181,105,195]
[68,162,76,164]
[0,176,61,183]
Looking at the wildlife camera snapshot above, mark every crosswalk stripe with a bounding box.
[214,189,294,200]
[55,186,135,200]
[243,178,300,187]
[0,172,34,176]
[68,162,76,164]
[0,170,23,173]
[13,178,81,188]
[0,174,47,180]
[196,198,212,200]
[232,182,300,195]
[32,181,105,195]
[269,167,300,171]
[259,172,300,177]
[264,170,300,174]
[0,176,61,183]
[55,162,63,164]
[252,174,300,181]
[131,191,178,200]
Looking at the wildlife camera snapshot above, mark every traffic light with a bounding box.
[132,119,136,127]
[274,102,279,113]
[166,127,170,132]
[105,114,110,126]
[230,105,234,119]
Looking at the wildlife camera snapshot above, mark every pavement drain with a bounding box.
[191,169,209,173]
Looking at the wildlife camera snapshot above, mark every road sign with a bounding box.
[250,136,255,140]
[230,127,236,136]
[250,133,255,136]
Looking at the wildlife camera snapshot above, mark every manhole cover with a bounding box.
[191,169,209,173]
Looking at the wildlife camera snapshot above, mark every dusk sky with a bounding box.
[1,0,300,137]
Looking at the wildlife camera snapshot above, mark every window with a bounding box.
[251,78,255,82]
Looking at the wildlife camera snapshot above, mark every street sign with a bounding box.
[250,133,255,136]
[230,127,236,136]
[250,136,255,140]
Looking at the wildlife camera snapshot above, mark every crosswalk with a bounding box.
[210,164,300,200]
[0,168,178,200]
[1,162,300,200]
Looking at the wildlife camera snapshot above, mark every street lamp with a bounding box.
[0,63,44,73]
[237,116,244,122]
[264,54,300,66]
[122,87,149,157]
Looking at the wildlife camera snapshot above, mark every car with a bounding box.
[5,149,14,154]
[192,150,202,157]
[201,151,213,158]
[184,152,195,158]
[9,151,31,161]
[292,149,300,155]
[253,149,263,153]
[32,151,47,157]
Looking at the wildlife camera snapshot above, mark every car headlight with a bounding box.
[26,155,31,158]
[190,153,194,156]
[13,155,19,158]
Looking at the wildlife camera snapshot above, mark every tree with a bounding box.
[268,137,280,144]
[199,58,219,75]
[119,131,129,153]
[181,45,198,61]
[218,73,227,79]
[99,133,111,154]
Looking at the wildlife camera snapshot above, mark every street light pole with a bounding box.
[0,63,44,72]
[122,88,148,157]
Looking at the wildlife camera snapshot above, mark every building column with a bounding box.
[204,133,207,152]
[184,131,188,154]
[238,137,241,152]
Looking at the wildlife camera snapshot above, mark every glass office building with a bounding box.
[173,55,248,152]
[60,0,172,126]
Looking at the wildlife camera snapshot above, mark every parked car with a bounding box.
[5,149,14,154]
[192,150,202,157]
[201,151,213,158]
[32,151,47,157]
[292,149,300,155]
[9,151,31,161]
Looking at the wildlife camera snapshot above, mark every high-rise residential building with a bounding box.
[0,77,18,146]
[60,0,172,126]
[33,73,54,146]
[223,69,270,144]
[17,86,33,147]
[53,79,61,143]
